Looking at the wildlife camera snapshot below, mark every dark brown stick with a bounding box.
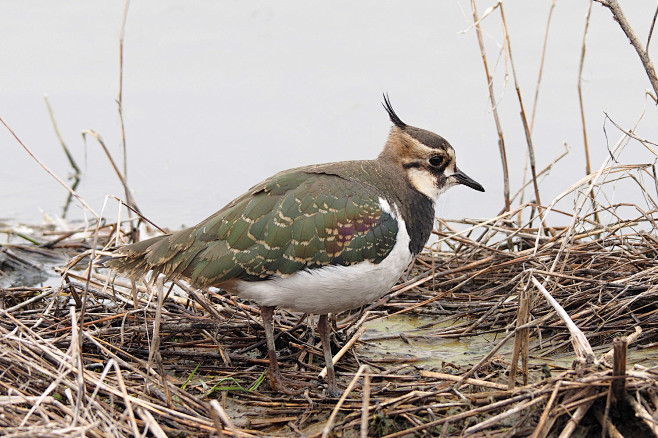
[471,0,511,212]
[594,0,658,98]
[611,337,627,404]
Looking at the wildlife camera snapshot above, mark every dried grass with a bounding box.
[2,157,658,436]
[3,1,658,436]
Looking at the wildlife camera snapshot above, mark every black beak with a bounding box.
[453,169,485,192]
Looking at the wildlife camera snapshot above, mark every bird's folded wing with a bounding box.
[110,170,399,287]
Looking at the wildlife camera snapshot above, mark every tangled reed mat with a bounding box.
[2,199,658,437]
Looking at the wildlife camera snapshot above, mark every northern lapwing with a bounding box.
[106,95,485,396]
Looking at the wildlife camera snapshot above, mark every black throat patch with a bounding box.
[399,190,435,255]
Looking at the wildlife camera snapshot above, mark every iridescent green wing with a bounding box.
[173,170,399,286]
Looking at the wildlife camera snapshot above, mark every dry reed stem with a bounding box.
[531,276,594,361]
[508,284,530,389]
[530,381,562,438]
[626,394,658,436]
[611,338,627,402]
[43,95,80,177]
[360,368,370,438]
[81,130,141,219]
[470,0,511,212]
[118,0,130,180]
[464,394,548,434]
[4,3,658,435]
[593,408,624,438]
[420,370,507,390]
[498,3,543,211]
[321,365,369,438]
[209,400,251,437]
[4,196,658,436]
[577,1,599,223]
[600,326,642,365]
[0,116,99,219]
[557,387,598,438]
[594,0,658,98]
[529,0,557,133]
[137,407,168,438]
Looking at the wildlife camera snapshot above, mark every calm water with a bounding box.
[2,1,657,229]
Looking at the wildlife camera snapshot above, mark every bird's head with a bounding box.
[378,94,484,201]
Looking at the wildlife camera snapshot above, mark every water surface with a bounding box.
[2,2,656,228]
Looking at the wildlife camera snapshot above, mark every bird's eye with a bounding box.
[429,156,444,168]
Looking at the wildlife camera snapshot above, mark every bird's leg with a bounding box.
[261,306,311,395]
[318,314,341,397]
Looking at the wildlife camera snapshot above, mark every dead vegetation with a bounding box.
[2,1,658,437]
[2,163,658,437]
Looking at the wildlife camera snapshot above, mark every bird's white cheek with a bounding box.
[407,168,442,200]
[444,168,460,189]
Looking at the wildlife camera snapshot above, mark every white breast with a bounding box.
[227,199,413,314]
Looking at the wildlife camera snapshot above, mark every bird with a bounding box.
[106,95,484,396]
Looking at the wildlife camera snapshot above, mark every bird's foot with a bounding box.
[268,369,314,395]
[325,384,343,398]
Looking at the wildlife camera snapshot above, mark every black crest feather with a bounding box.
[382,93,406,129]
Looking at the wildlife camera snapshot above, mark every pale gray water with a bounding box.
[2,1,657,229]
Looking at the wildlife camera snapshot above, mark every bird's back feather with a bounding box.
[107,162,401,288]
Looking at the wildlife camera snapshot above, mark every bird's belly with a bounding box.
[228,221,414,314]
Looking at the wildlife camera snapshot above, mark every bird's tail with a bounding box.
[105,224,207,284]
[104,234,170,278]
[105,224,233,287]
